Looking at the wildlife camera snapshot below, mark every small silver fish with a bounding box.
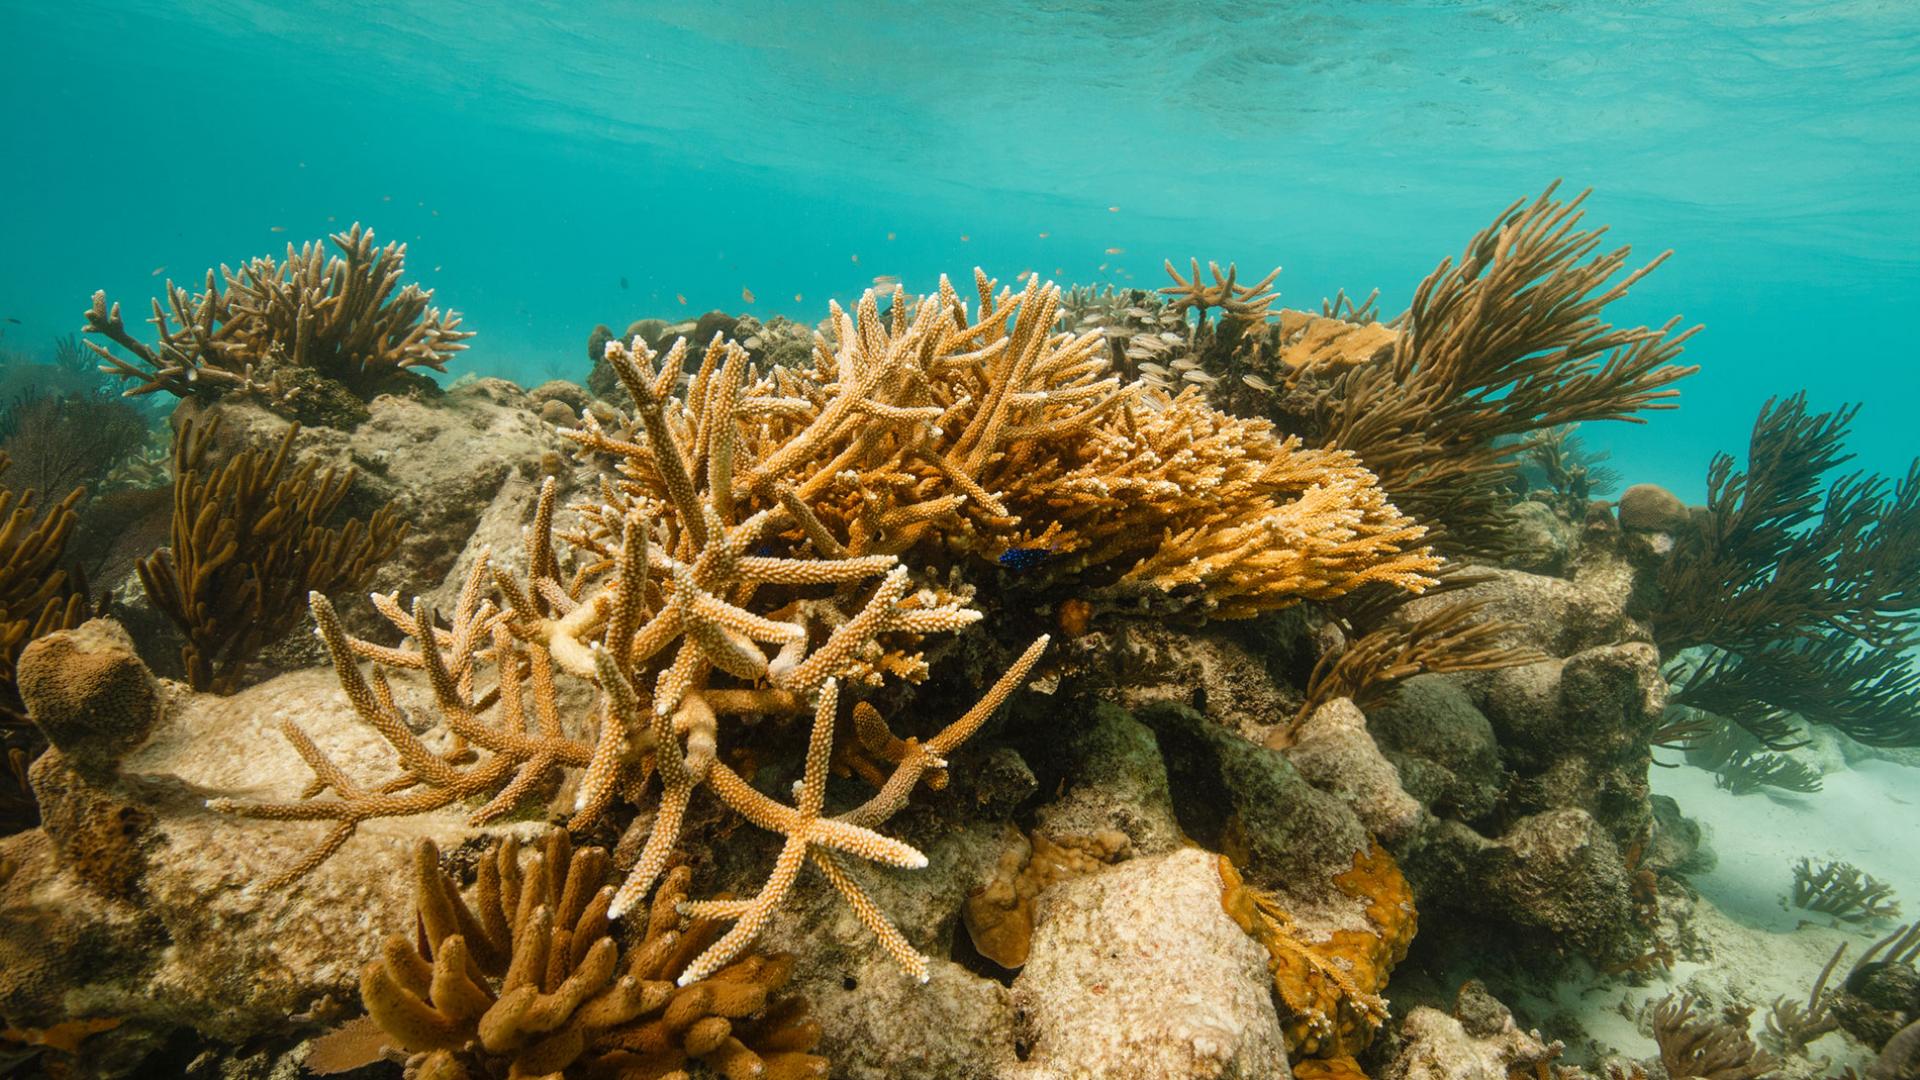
[1241,374,1276,392]
[1183,370,1219,385]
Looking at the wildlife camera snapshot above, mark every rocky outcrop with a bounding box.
[1010,849,1288,1080]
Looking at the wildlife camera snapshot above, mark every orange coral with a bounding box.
[1219,843,1416,1064]
[962,829,1130,969]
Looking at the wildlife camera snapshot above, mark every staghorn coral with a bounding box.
[565,271,1439,617]
[136,416,408,692]
[1655,394,1920,748]
[84,223,471,410]
[1651,994,1780,1080]
[359,831,827,1080]
[1793,859,1900,923]
[1219,843,1416,1071]
[212,270,1435,988]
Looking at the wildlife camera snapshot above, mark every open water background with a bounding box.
[3,1,1917,500]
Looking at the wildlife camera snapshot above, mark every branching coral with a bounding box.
[84,223,471,405]
[136,417,407,692]
[1650,994,1780,1080]
[1792,859,1900,923]
[1656,394,1920,747]
[213,271,1437,987]
[360,832,827,1080]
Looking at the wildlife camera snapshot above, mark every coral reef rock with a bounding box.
[1,626,493,1048]
[1010,848,1289,1080]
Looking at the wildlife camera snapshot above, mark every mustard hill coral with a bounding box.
[84,223,471,405]
[361,831,827,1080]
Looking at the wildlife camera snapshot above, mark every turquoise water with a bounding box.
[3,1,1916,499]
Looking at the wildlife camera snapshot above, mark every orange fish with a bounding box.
[269,225,286,233]
[886,231,896,241]
[1107,205,1119,212]
[1105,247,1124,255]
[851,253,861,264]
[960,234,970,242]
[872,275,900,286]
[742,287,756,304]
[676,294,688,305]
[794,293,804,303]
[1038,231,1050,239]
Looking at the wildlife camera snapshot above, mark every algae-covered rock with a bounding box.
[1475,807,1637,964]
[2,635,494,1047]
[1282,696,1424,846]
[1616,483,1688,533]
[1382,1002,1561,1080]
[1033,700,1183,856]
[1364,674,1506,826]
[1010,848,1288,1080]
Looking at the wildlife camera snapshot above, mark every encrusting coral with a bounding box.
[1219,843,1417,1072]
[357,831,827,1080]
[212,270,1439,988]
[961,828,1130,969]
[84,223,471,413]
[136,417,408,693]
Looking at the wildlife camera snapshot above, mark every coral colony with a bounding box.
[2,187,1917,1079]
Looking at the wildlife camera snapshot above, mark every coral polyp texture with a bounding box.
[359,831,827,1080]
[83,223,471,409]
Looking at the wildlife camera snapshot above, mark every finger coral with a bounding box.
[360,832,827,1080]
[84,223,471,412]
[136,417,408,692]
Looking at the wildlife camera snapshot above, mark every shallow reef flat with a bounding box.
[1,186,1917,1080]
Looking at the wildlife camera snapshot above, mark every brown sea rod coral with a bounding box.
[84,223,471,406]
[360,832,826,1080]
[137,417,408,692]
[1651,994,1780,1080]
[214,272,1435,985]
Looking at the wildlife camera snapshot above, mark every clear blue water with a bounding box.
[4,1,1916,500]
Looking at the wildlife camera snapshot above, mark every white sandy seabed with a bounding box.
[1504,736,1920,1074]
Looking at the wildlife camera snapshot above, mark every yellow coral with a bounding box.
[1218,843,1416,1062]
